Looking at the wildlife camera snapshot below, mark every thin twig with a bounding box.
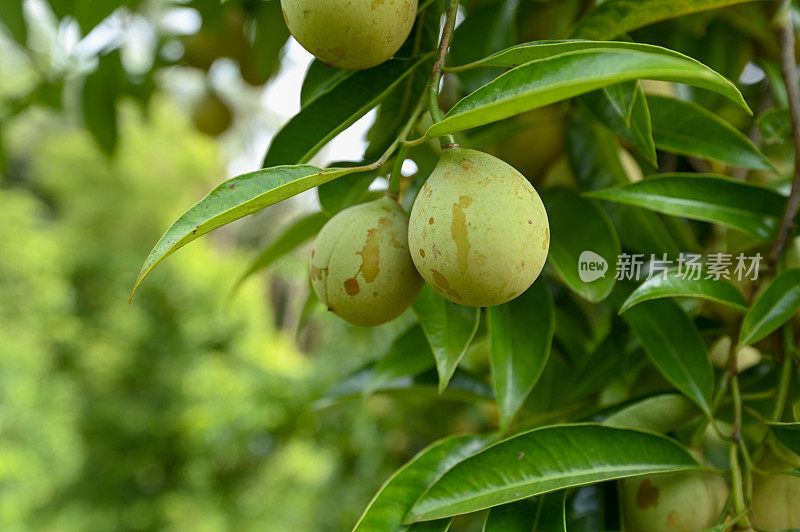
[429,0,459,147]
[769,0,800,267]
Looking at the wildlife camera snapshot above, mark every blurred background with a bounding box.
[0,0,498,529]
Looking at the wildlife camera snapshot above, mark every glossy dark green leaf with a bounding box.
[449,0,520,92]
[429,48,747,137]
[413,285,481,392]
[483,493,566,532]
[354,434,491,532]
[620,271,747,314]
[133,165,363,296]
[740,269,800,346]
[567,110,679,255]
[233,211,327,291]
[317,168,377,216]
[604,394,699,433]
[406,518,452,532]
[407,424,698,522]
[300,60,350,108]
[768,422,800,457]
[586,174,787,240]
[571,0,761,40]
[82,51,122,155]
[580,83,656,164]
[623,299,713,414]
[542,188,620,302]
[487,281,554,431]
[0,0,26,45]
[264,56,426,166]
[368,325,435,394]
[648,95,774,171]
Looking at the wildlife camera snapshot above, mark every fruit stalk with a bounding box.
[428,0,459,147]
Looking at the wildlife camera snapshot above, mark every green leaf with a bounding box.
[316,366,493,409]
[132,165,362,296]
[483,493,566,532]
[757,108,791,145]
[412,285,481,392]
[300,60,350,108]
[368,325,436,394]
[623,299,713,414]
[317,169,377,216]
[604,394,700,433]
[71,0,130,33]
[429,48,747,137]
[571,0,761,40]
[620,271,748,314]
[740,269,800,346]
[580,83,656,165]
[233,211,327,292]
[449,0,520,92]
[406,518,452,532]
[407,424,698,522]
[768,422,800,457]
[0,0,26,45]
[354,434,491,532]
[487,281,555,432]
[542,188,620,302]
[648,95,774,171]
[586,174,787,240]
[264,56,426,166]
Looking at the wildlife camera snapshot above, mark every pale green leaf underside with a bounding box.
[133,165,361,296]
[428,48,747,137]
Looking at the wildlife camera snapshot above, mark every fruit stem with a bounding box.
[428,0,459,147]
[772,325,794,422]
[387,94,429,198]
[729,442,752,528]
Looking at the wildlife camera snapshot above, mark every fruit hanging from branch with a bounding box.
[280,0,418,70]
[310,197,422,326]
[408,147,550,307]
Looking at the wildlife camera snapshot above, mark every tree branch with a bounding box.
[429,0,459,147]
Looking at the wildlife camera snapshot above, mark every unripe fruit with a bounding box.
[621,472,728,532]
[708,336,761,372]
[280,0,417,70]
[408,147,549,307]
[751,451,800,530]
[310,197,422,326]
[192,93,233,136]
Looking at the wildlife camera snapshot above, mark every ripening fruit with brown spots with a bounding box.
[280,0,417,70]
[408,147,549,307]
[309,197,422,326]
[751,450,800,530]
[621,472,729,532]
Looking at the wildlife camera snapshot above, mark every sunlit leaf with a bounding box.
[620,271,748,314]
[407,424,698,522]
[133,165,363,296]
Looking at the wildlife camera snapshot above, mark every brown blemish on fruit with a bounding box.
[356,218,391,283]
[431,244,441,258]
[636,479,660,509]
[451,195,473,274]
[666,511,680,526]
[507,291,517,300]
[459,158,475,170]
[430,269,461,300]
[429,217,434,225]
[472,251,486,267]
[373,291,378,297]
[310,265,327,281]
[344,278,360,295]
[311,250,315,258]
[543,228,549,250]
[419,249,425,258]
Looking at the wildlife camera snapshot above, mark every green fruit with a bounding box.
[408,147,549,307]
[621,472,729,532]
[192,93,233,136]
[310,197,422,326]
[280,0,417,70]
[751,451,800,530]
